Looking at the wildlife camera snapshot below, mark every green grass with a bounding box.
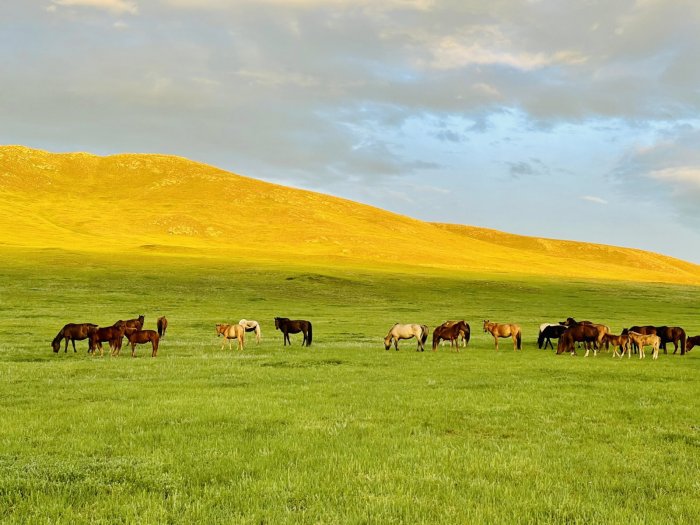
[1,249,699,523]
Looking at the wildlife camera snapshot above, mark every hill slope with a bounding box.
[1,145,699,284]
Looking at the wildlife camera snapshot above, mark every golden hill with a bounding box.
[1,145,699,284]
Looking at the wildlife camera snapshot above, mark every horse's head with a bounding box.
[51,338,60,353]
[215,324,223,336]
[482,320,490,332]
[383,336,392,350]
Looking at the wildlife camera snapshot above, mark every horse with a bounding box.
[685,335,700,353]
[655,326,686,355]
[127,329,160,357]
[561,317,593,327]
[602,333,630,358]
[483,320,522,351]
[384,323,429,351]
[624,325,656,354]
[556,323,608,356]
[432,321,470,351]
[51,323,98,353]
[216,323,246,351]
[157,316,168,338]
[114,315,145,337]
[274,317,312,347]
[89,324,127,357]
[239,319,262,344]
[627,331,661,360]
[537,324,567,350]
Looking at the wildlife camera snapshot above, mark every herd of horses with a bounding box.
[52,313,696,360]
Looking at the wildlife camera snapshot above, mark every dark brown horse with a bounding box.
[537,324,567,350]
[89,324,127,357]
[52,323,98,353]
[432,320,470,351]
[274,317,312,346]
[655,326,686,355]
[157,316,168,338]
[685,335,700,353]
[556,323,609,356]
[127,329,160,357]
[561,317,593,327]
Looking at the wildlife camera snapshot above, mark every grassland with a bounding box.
[1,248,699,524]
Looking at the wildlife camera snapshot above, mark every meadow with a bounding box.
[1,249,699,523]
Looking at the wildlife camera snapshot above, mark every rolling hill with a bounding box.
[1,145,699,284]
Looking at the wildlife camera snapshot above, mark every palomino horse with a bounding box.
[52,323,98,353]
[157,316,168,338]
[483,320,522,351]
[685,335,700,353]
[655,326,686,355]
[239,319,262,344]
[602,333,630,358]
[556,324,608,356]
[432,321,469,351]
[384,323,429,351]
[216,323,246,351]
[627,331,661,360]
[127,329,160,357]
[274,317,312,347]
[89,324,127,357]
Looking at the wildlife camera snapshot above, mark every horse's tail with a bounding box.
[680,328,687,355]
[517,330,522,350]
[307,322,313,346]
[421,325,429,345]
[432,330,440,351]
[464,325,470,345]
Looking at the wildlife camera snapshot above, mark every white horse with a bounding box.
[239,319,261,344]
[384,323,429,352]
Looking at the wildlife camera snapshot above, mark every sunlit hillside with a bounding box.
[1,145,699,284]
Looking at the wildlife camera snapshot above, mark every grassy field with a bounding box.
[1,249,700,523]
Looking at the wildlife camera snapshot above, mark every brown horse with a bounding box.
[52,323,98,353]
[483,320,522,351]
[157,316,168,338]
[556,323,609,356]
[432,321,470,351]
[627,331,661,360]
[655,326,686,355]
[274,317,312,347]
[89,324,127,357]
[602,333,630,358]
[685,335,700,353]
[127,329,160,357]
[216,323,246,351]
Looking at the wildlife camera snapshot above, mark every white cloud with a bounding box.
[582,195,608,205]
[50,0,138,15]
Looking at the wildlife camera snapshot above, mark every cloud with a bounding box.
[582,195,608,205]
[50,0,138,15]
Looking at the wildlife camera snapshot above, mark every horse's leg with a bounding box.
[131,342,136,358]
[494,335,499,351]
[71,339,77,353]
[512,334,517,351]
[394,338,399,351]
[64,338,69,353]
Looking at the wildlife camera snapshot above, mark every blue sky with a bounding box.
[3,1,700,262]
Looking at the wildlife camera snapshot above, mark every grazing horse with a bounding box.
[384,323,429,351]
[127,329,160,357]
[685,335,700,353]
[51,323,98,353]
[274,317,312,347]
[556,324,609,356]
[537,324,567,350]
[432,321,470,351]
[89,324,127,357]
[239,319,262,344]
[216,323,246,351]
[483,320,522,351]
[655,326,686,355]
[627,331,661,360]
[602,333,630,358]
[157,316,168,338]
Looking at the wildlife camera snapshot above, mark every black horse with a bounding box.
[537,324,567,349]
[274,317,313,347]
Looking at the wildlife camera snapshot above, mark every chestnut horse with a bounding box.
[52,323,97,353]
[216,323,246,351]
[483,320,522,351]
[602,333,630,358]
[274,317,312,347]
[384,323,429,351]
[89,324,127,357]
[556,323,609,356]
[157,316,168,338]
[432,321,470,351]
[127,329,160,357]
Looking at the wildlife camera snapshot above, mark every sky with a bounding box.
[3,1,700,262]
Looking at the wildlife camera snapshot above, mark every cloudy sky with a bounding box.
[3,1,700,262]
